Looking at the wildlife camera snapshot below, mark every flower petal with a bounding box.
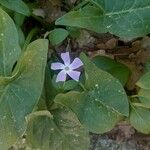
[51,62,64,70]
[69,58,83,69]
[67,71,81,81]
[56,70,67,82]
[61,52,70,66]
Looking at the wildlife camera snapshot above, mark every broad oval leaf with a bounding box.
[49,28,69,46]
[130,104,150,134]
[81,53,129,116]
[92,56,130,86]
[26,109,90,150]
[0,39,48,149]
[0,0,30,16]
[54,91,121,133]
[54,53,129,133]
[56,0,150,39]
[0,8,21,76]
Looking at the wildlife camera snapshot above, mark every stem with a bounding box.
[31,14,44,25]
[132,103,150,109]
[22,28,39,51]
[89,0,104,12]
[72,0,89,10]
[79,82,86,91]
[66,39,71,52]
[130,95,139,98]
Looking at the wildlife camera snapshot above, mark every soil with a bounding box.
[90,122,150,150]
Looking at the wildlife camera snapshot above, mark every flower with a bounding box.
[51,52,83,82]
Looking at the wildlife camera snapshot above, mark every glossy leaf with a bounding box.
[0,0,30,16]
[26,109,90,150]
[92,56,130,85]
[130,104,150,134]
[49,28,69,45]
[54,53,129,133]
[0,8,21,76]
[56,0,150,39]
[0,39,48,149]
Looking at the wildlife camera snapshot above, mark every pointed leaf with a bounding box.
[0,0,30,16]
[0,39,48,149]
[49,28,69,46]
[56,0,150,39]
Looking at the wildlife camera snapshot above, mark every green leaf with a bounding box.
[17,27,25,48]
[54,53,129,133]
[130,104,150,134]
[67,27,81,38]
[92,56,130,86]
[49,28,69,46]
[81,53,129,116]
[0,0,30,16]
[0,39,48,149]
[0,8,21,76]
[136,71,150,89]
[56,0,150,39]
[52,75,79,92]
[26,108,90,150]
[14,13,25,27]
[54,91,121,133]
[42,66,58,108]
[138,89,150,108]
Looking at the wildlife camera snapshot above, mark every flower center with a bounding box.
[64,66,70,71]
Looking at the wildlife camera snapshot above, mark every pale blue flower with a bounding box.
[51,52,83,82]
